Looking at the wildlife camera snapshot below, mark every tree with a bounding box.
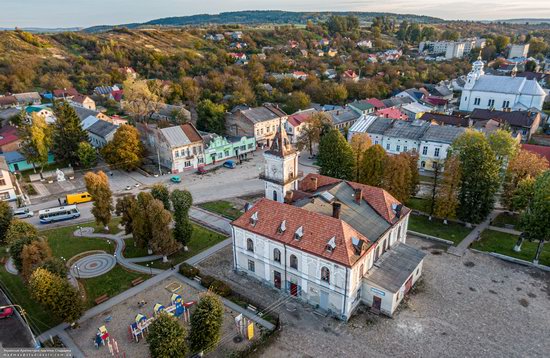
[189,293,224,354]
[0,202,13,244]
[349,133,372,182]
[428,162,442,218]
[148,199,178,261]
[511,176,536,213]
[84,171,113,230]
[39,257,68,278]
[52,102,88,166]
[147,314,187,358]
[359,144,387,186]
[434,155,461,222]
[115,195,138,235]
[132,192,156,249]
[77,141,97,169]
[151,184,171,211]
[122,78,162,120]
[9,236,39,271]
[29,268,84,323]
[452,131,500,224]
[5,219,38,244]
[196,99,226,135]
[317,129,355,180]
[18,113,52,174]
[283,91,311,114]
[21,238,52,280]
[296,113,331,156]
[488,129,519,169]
[382,154,412,203]
[502,149,548,211]
[102,124,143,171]
[494,35,511,53]
[519,171,550,264]
[402,151,420,197]
[171,189,193,248]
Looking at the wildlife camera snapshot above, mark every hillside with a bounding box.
[85,10,443,32]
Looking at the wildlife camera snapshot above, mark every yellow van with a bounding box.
[66,192,93,205]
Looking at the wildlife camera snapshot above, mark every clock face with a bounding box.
[271,166,278,175]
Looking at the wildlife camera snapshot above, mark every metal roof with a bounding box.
[87,120,118,138]
[160,126,192,147]
[364,243,426,293]
[349,115,378,134]
[239,105,286,123]
[420,125,465,144]
[327,108,361,125]
[384,119,430,140]
[471,75,546,96]
[363,117,393,135]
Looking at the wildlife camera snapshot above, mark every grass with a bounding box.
[491,212,520,229]
[199,200,242,220]
[471,229,550,267]
[408,214,472,245]
[80,265,149,308]
[122,238,149,258]
[419,174,434,183]
[41,223,115,260]
[146,224,227,269]
[406,197,431,213]
[0,266,60,333]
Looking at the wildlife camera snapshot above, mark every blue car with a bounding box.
[223,160,236,169]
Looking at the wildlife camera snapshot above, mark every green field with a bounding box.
[122,238,149,258]
[471,230,550,266]
[408,214,472,245]
[41,224,115,260]
[406,197,431,213]
[199,200,242,220]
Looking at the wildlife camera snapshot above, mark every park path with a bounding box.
[189,206,232,235]
[4,257,18,275]
[448,210,502,257]
[488,225,522,236]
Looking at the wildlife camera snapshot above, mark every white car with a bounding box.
[13,208,33,218]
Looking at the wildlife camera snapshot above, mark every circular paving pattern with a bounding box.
[70,253,116,279]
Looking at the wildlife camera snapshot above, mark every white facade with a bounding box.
[0,158,16,201]
[419,141,450,170]
[509,44,530,59]
[445,42,465,59]
[263,150,299,203]
[460,58,546,112]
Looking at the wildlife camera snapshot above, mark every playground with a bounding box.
[67,278,261,357]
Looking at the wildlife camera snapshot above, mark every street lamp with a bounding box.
[77,226,82,236]
[0,304,40,349]
[146,263,152,275]
[74,264,80,279]
[114,253,117,264]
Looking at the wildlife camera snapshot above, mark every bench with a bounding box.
[131,277,144,287]
[94,294,109,305]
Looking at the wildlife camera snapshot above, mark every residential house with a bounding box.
[365,98,386,111]
[81,116,100,130]
[418,112,471,127]
[324,69,337,79]
[0,126,21,153]
[120,67,138,79]
[233,134,425,319]
[201,132,256,165]
[418,126,466,170]
[349,100,375,116]
[342,70,359,82]
[459,57,546,112]
[292,71,308,81]
[285,108,317,144]
[509,44,530,59]
[395,88,425,103]
[14,92,41,106]
[150,103,191,122]
[0,156,16,201]
[4,151,55,173]
[0,96,17,109]
[357,40,373,49]
[347,116,379,141]
[70,105,111,123]
[326,49,338,57]
[377,119,430,155]
[469,108,541,142]
[326,108,362,132]
[69,94,96,110]
[0,108,20,125]
[381,96,414,109]
[26,105,56,124]
[140,123,205,173]
[52,88,80,99]
[375,107,407,120]
[86,119,118,148]
[401,102,433,120]
[226,104,288,147]
[94,85,121,97]
[426,84,454,101]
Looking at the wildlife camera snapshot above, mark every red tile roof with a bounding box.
[366,98,386,109]
[375,107,407,120]
[180,123,203,143]
[521,144,550,163]
[232,198,372,267]
[0,125,19,146]
[287,111,314,127]
[0,96,17,107]
[71,94,90,104]
[53,88,80,98]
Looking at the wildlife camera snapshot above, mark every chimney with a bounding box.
[332,202,342,219]
[310,176,318,191]
[284,191,294,204]
[354,188,362,205]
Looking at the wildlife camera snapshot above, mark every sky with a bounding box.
[1,0,550,28]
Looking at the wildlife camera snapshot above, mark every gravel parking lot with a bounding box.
[197,236,550,358]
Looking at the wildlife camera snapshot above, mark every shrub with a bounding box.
[209,280,232,297]
[179,263,199,278]
[199,274,215,288]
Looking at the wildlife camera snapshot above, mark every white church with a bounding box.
[459,56,546,112]
[230,122,426,320]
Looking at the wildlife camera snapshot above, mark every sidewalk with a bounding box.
[487,225,522,236]
[448,210,502,257]
[189,206,232,235]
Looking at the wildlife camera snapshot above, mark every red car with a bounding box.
[0,306,14,319]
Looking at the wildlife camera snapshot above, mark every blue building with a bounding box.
[3,151,55,172]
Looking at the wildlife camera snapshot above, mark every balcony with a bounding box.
[259,171,303,185]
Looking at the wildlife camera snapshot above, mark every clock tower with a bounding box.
[262,120,300,203]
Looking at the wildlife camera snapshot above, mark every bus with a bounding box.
[66,192,93,205]
[38,205,80,224]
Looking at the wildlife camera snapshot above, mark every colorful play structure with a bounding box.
[128,294,196,343]
[95,325,122,356]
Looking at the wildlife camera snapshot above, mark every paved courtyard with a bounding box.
[67,278,262,357]
[196,237,550,358]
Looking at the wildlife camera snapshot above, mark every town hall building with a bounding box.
[230,124,426,320]
[459,56,546,112]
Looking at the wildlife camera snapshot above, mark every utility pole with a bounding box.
[157,147,162,176]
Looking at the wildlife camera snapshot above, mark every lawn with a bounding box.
[406,197,431,213]
[0,266,60,333]
[122,238,150,258]
[146,224,227,269]
[408,214,472,245]
[491,212,520,229]
[41,224,114,260]
[471,229,550,267]
[80,265,149,308]
[199,200,242,220]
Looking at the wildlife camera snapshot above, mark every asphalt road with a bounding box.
[0,289,33,348]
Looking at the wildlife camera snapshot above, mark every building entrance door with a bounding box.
[320,291,329,310]
[289,282,298,296]
[372,296,382,312]
[274,271,281,289]
[405,276,413,294]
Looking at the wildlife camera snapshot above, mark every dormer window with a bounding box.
[278,220,286,233]
[249,211,258,226]
[326,236,336,252]
[294,226,303,240]
[351,237,364,255]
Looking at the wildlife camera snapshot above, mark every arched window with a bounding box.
[246,238,254,252]
[273,190,278,201]
[290,254,298,269]
[273,248,281,263]
[421,161,426,168]
[321,267,330,283]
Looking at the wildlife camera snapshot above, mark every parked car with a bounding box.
[197,166,207,175]
[170,176,181,183]
[223,160,237,169]
[0,306,14,319]
[13,208,33,218]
